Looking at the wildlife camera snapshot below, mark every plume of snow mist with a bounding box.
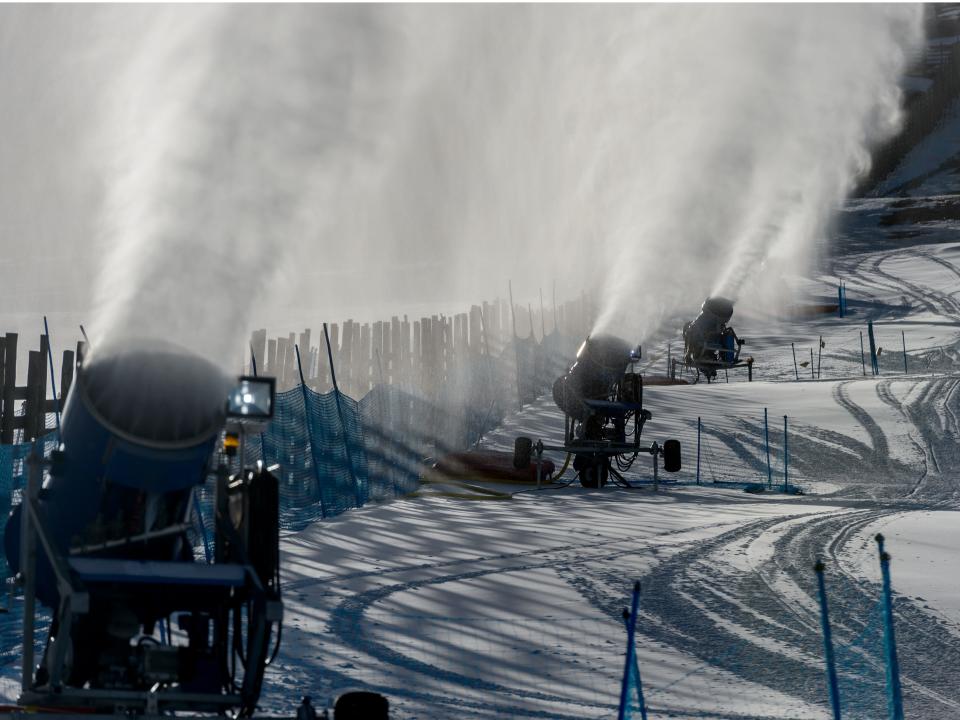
[91,6,421,367]
[84,5,923,365]
[590,5,923,339]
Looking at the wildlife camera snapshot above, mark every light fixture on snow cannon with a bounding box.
[681,296,754,383]
[514,333,682,488]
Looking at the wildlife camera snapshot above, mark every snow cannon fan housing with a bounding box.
[552,334,640,421]
[4,341,232,605]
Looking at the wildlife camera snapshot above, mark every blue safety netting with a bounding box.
[0,442,29,580]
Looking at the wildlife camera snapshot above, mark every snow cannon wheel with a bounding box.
[663,439,681,472]
[513,436,533,469]
[574,454,608,488]
[334,690,389,720]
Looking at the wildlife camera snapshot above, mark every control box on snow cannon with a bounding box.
[682,296,753,383]
[515,334,681,488]
[5,340,283,717]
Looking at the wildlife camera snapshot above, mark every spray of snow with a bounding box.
[588,5,925,339]
[1,6,924,367]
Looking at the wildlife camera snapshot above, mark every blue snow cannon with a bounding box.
[4,340,282,717]
[4,340,231,605]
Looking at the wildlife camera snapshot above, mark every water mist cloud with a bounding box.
[2,6,924,366]
[588,5,924,338]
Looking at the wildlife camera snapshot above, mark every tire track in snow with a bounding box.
[324,517,786,719]
[868,251,960,317]
[565,507,960,719]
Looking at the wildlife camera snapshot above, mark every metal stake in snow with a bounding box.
[901,331,907,375]
[792,342,799,380]
[783,414,789,492]
[617,581,648,720]
[764,408,771,489]
[696,416,701,485]
[860,331,866,377]
[817,335,823,379]
[42,315,61,433]
[297,342,330,517]
[810,348,815,379]
[868,320,879,375]
[814,560,842,720]
[876,534,904,720]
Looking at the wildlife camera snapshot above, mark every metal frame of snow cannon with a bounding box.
[514,335,682,488]
[681,296,754,384]
[13,368,282,718]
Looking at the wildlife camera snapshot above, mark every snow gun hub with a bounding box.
[4,346,284,718]
[513,334,681,488]
[681,296,754,383]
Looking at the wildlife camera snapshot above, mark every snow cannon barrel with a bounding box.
[701,296,734,323]
[552,334,636,421]
[4,341,232,606]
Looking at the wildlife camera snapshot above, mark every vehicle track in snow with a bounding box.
[563,505,960,719]
[857,250,960,318]
[320,514,801,719]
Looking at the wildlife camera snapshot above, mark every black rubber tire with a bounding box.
[663,439,682,472]
[335,690,389,720]
[577,460,608,488]
[513,436,533,469]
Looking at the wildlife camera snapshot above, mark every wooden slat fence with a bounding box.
[0,333,78,445]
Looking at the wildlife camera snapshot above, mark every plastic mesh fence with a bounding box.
[833,596,889,719]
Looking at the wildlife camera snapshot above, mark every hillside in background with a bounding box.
[864,3,960,196]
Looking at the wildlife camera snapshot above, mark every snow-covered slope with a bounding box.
[250,230,960,718]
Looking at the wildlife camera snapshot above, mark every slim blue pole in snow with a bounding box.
[764,408,771,489]
[783,415,789,493]
[838,285,844,318]
[901,331,907,375]
[298,342,328,519]
[868,321,879,375]
[860,331,866,377]
[42,316,61,434]
[696,417,701,486]
[792,343,799,380]
[815,560,842,720]
[876,534,904,720]
[322,324,364,509]
[617,581,647,720]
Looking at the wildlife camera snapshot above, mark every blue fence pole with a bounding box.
[42,316,61,433]
[791,343,799,380]
[901,331,907,375]
[860,331,866,376]
[764,408,771,489]
[815,560,842,720]
[617,581,647,720]
[838,285,844,318]
[696,417,701,485]
[868,321,879,375]
[323,324,364,509]
[296,343,328,519]
[783,415,789,493]
[876,534,904,720]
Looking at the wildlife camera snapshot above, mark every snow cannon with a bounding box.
[681,296,753,383]
[552,334,638,422]
[5,341,283,717]
[515,334,681,488]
